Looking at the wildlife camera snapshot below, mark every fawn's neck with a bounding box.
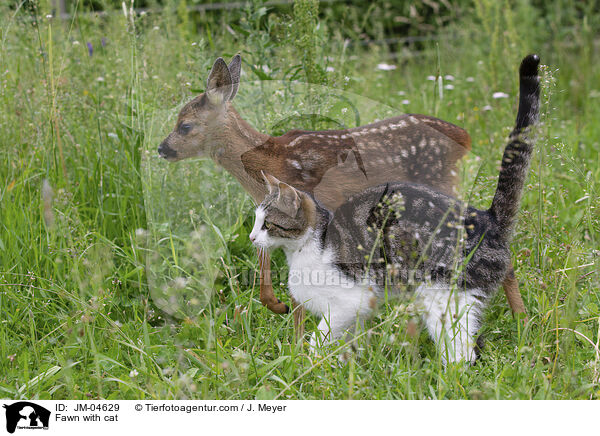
[212,106,270,203]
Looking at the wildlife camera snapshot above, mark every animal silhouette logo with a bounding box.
[2,402,50,434]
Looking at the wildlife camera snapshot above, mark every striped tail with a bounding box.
[488,54,540,240]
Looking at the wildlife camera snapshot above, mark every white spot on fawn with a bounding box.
[287,137,303,147]
[288,159,302,170]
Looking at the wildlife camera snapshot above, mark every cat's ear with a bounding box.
[276,181,301,217]
[260,172,300,216]
[261,171,280,194]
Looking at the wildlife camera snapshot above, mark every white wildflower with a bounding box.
[444,84,454,90]
[493,92,509,99]
[107,132,118,139]
[401,99,410,105]
[482,105,493,111]
[129,369,139,377]
[376,63,397,71]
[426,75,436,81]
[444,75,455,81]
[326,66,335,72]
[466,77,475,82]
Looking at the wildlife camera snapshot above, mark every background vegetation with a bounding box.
[0,0,599,399]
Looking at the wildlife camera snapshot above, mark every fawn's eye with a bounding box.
[178,123,192,135]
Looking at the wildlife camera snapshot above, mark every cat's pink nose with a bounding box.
[249,233,256,243]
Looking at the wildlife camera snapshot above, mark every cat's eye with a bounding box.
[262,222,273,230]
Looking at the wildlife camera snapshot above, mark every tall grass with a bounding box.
[0,0,598,399]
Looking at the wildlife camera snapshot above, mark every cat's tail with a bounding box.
[488,54,540,240]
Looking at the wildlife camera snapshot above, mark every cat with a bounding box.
[249,54,540,364]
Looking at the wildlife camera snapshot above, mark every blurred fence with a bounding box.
[47,0,454,56]
[50,0,343,19]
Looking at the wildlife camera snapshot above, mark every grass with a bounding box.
[0,0,599,399]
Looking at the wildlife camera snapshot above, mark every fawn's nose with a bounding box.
[158,141,176,159]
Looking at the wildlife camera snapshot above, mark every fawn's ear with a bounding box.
[276,181,301,217]
[261,171,280,195]
[206,57,233,104]
[228,54,241,101]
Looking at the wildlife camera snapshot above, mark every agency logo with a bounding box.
[2,402,50,434]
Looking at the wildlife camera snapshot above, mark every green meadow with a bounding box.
[0,0,599,399]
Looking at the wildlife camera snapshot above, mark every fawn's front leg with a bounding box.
[502,265,528,322]
[257,248,289,314]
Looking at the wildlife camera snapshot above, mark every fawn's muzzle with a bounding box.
[158,141,177,159]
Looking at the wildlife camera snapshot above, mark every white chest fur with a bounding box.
[285,239,375,320]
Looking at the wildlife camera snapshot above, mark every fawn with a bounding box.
[158,55,526,335]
